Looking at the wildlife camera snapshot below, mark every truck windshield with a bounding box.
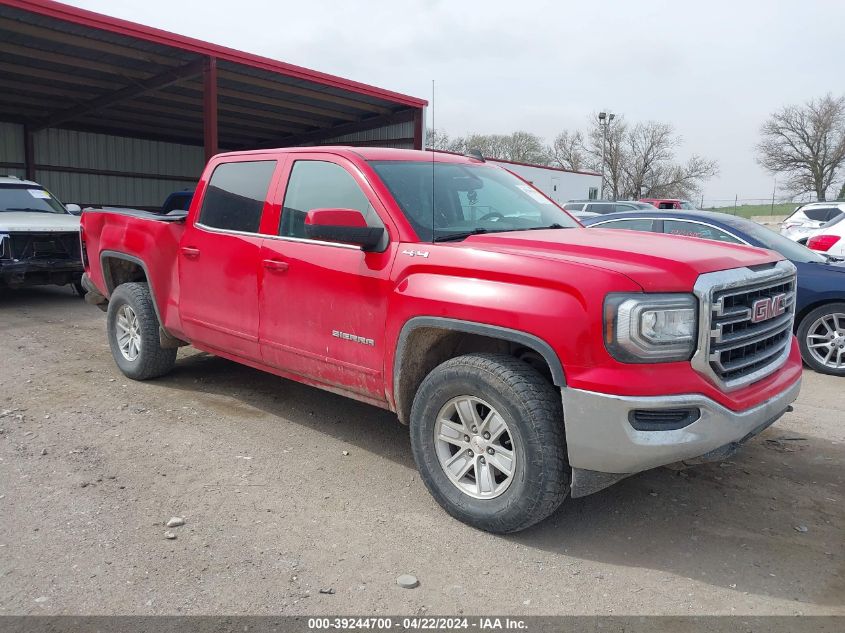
[0,184,68,214]
[368,160,578,242]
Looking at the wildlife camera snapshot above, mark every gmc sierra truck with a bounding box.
[80,147,803,533]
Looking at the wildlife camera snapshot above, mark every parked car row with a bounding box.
[0,176,84,294]
[780,201,845,244]
[0,176,193,295]
[581,209,845,376]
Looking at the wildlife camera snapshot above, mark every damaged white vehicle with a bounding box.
[0,176,84,293]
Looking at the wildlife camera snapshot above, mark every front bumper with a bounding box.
[0,258,83,288]
[562,376,801,496]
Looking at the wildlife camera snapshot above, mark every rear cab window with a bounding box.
[586,203,616,214]
[198,161,277,233]
[803,207,843,222]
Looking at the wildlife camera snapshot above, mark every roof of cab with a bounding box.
[0,176,41,186]
[211,146,485,164]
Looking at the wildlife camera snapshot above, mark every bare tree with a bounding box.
[427,130,550,164]
[426,128,465,153]
[428,117,717,200]
[581,117,716,200]
[757,94,845,201]
[549,130,587,171]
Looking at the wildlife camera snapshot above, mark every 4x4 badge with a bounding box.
[401,249,429,258]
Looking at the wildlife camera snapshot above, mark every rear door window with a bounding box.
[198,161,276,233]
[563,203,585,212]
[587,203,616,214]
[594,218,656,232]
[664,220,741,244]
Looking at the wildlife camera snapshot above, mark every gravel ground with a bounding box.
[1,286,843,615]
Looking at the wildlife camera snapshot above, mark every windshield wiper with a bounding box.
[523,223,569,230]
[3,207,58,213]
[433,228,492,242]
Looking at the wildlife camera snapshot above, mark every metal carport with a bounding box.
[0,0,427,208]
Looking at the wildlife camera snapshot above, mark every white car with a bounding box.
[0,176,84,293]
[780,202,845,243]
[807,214,845,259]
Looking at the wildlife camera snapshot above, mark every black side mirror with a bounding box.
[303,208,385,251]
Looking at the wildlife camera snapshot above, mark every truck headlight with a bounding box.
[604,294,698,363]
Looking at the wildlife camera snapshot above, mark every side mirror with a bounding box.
[304,208,384,251]
[65,203,82,216]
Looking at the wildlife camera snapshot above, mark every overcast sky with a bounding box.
[67,0,845,203]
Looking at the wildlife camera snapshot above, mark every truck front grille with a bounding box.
[5,232,81,261]
[693,261,797,391]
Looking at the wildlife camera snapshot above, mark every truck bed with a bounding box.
[84,207,188,222]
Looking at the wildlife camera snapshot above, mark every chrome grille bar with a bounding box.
[692,261,797,391]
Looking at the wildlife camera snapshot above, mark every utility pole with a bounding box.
[598,111,615,200]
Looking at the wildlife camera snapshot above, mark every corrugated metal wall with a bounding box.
[34,128,202,208]
[0,117,416,208]
[0,121,26,179]
[0,121,202,208]
[316,120,416,149]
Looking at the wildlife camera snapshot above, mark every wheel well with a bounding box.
[102,256,147,293]
[394,326,559,424]
[794,299,843,331]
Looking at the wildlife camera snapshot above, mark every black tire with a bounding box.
[106,282,177,380]
[410,353,569,533]
[797,302,845,376]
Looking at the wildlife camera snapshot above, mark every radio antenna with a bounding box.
[430,78,435,242]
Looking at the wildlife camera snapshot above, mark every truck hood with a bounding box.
[462,227,783,291]
[0,212,80,232]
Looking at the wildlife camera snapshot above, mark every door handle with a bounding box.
[181,246,200,259]
[263,259,289,272]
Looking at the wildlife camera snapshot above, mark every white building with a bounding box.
[488,158,602,205]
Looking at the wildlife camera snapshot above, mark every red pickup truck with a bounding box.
[80,147,802,533]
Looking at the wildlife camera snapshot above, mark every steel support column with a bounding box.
[203,56,218,162]
[413,108,424,150]
[23,124,35,181]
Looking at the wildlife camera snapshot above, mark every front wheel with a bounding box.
[106,282,177,380]
[797,303,845,376]
[410,353,569,533]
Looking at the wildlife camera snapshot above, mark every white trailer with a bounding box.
[488,158,602,205]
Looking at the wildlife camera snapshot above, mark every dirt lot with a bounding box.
[1,286,843,616]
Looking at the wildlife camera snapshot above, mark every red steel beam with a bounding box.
[0,0,427,109]
[203,56,218,163]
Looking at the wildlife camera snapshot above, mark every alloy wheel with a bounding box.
[434,396,516,499]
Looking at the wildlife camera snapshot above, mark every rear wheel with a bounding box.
[106,282,177,380]
[797,303,845,376]
[410,353,569,533]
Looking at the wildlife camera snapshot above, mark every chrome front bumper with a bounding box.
[562,377,801,497]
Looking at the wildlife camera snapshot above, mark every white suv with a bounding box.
[0,176,84,293]
[780,202,845,243]
[807,214,845,259]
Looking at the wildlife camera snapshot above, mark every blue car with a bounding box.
[582,209,845,376]
[161,189,194,214]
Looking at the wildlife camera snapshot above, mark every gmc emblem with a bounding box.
[751,294,787,323]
